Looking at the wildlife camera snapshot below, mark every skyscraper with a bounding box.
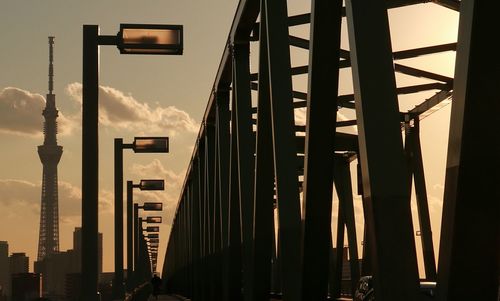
[37,36,63,261]
[9,253,29,274]
[0,241,8,297]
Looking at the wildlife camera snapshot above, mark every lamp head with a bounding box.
[118,24,183,55]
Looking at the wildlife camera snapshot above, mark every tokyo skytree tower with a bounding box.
[37,37,63,260]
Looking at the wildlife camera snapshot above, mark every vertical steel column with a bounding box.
[328,239,335,297]
[252,2,275,300]
[182,200,189,295]
[331,204,345,299]
[186,186,193,298]
[345,0,419,299]
[437,1,500,300]
[405,119,437,281]
[126,181,134,289]
[190,166,197,298]
[178,201,184,294]
[82,24,99,301]
[232,42,256,301]
[113,138,125,298]
[213,120,223,298]
[198,139,207,300]
[191,158,202,301]
[360,195,372,276]
[270,215,279,294]
[133,203,139,284]
[168,222,175,291]
[264,0,302,300]
[136,217,144,283]
[216,89,231,301]
[205,123,216,301]
[228,90,242,301]
[273,226,282,295]
[300,0,342,300]
[334,156,360,296]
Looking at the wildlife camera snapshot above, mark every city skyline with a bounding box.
[0,0,458,278]
[0,0,239,273]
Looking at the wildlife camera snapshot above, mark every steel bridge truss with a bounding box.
[163,0,499,300]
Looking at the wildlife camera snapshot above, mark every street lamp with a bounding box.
[143,203,163,211]
[115,137,167,295]
[133,202,163,284]
[83,23,181,301]
[124,180,165,291]
[139,180,165,190]
[145,216,162,223]
[132,137,169,153]
[146,226,160,232]
[118,24,183,55]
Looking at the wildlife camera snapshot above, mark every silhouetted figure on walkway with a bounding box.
[151,274,162,299]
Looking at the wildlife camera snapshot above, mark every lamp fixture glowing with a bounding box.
[142,202,163,211]
[133,137,169,153]
[139,180,165,191]
[118,24,183,55]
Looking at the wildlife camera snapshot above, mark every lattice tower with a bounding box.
[37,36,63,261]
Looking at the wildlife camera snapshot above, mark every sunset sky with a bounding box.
[0,1,458,277]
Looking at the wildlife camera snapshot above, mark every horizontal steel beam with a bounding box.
[254,0,458,28]
[393,43,456,60]
[404,89,452,120]
[394,63,453,83]
[251,82,451,113]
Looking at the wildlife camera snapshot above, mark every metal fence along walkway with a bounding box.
[161,0,499,300]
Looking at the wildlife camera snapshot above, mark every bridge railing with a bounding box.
[124,282,152,301]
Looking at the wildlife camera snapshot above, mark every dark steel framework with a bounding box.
[162,0,499,300]
[37,36,63,261]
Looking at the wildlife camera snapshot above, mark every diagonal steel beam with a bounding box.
[252,3,275,299]
[345,0,420,299]
[301,1,342,300]
[264,0,303,300]
[232,42,256,301]
[437,1,500,299]
[394,63,453,83]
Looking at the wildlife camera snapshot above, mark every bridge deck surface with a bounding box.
[148,295,184,301]
[148,295,353,301]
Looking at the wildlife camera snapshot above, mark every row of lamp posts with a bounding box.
[81,23,183,300]
[114,137,168,297]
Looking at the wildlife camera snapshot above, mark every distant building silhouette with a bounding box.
[0,242,8,299]
[9,253,29,275]
[8,253,30,301]
[72,227,103,278]
[37,36,63,262]
[35,227,102,301]
[11,273,41,301]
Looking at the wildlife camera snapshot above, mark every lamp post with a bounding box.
[82,23,181,301]
[125,179,165,291]
[133,202,163,285]
[115,137,167,296]
[146,237,159,273]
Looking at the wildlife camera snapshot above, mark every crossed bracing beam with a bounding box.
[163,0,499,301]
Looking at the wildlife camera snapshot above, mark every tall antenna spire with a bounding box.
[48,36,54,95]
[37,36,62,261]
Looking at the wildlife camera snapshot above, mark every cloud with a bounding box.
[128,159,185,224]
[0,87,76,136]
[66,83,199,136]
[0,179,112,220]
